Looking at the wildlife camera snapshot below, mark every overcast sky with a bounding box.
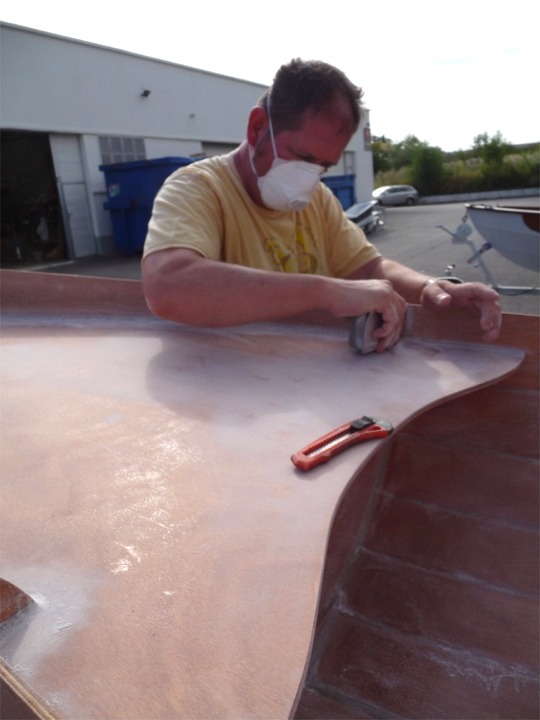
[2,0,539,151]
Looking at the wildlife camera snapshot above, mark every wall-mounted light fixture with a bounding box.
[141,89,151,98]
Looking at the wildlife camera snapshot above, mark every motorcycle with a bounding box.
[345,200,385,235]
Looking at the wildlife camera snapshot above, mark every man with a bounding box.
[142,59,501,351]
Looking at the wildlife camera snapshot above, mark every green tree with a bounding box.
[473,131,511,169]
[371,136,392,174]
[410,145,445,195]
[389,136,426,169]
[371,135,429,176]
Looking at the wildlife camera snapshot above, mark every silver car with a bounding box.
[373,185,418,206]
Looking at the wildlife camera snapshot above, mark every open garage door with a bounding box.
[1,130,68,268]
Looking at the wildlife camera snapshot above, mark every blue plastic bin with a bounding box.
[322,174,356,209]
[100,156,195,253]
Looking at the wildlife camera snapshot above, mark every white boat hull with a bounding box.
[465,204,540,272]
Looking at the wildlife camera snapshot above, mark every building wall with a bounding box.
[0,23,264,140]
[1,22,374,257]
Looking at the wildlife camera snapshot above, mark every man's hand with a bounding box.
[421,280,502,342]
[325,278,408,352]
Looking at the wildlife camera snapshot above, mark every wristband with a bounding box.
[423,276,464,288]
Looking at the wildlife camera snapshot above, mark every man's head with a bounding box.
[258,59,364,136]
[240,59,364,210]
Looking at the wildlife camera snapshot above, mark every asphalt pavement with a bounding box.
[31,196,540,317]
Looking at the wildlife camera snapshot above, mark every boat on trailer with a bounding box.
[465,203,540,272]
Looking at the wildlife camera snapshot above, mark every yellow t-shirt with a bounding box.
[143,153,380,278]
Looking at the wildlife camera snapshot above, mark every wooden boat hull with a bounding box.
[295,310,539,719]
[465,203,540,271]
[0,271,537,720]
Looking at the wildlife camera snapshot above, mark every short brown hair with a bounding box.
[259,58,364,134]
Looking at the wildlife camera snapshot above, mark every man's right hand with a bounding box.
[325,278,407,352]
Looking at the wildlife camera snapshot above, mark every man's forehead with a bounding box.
[301,104,354,133]
[283,119,352,167]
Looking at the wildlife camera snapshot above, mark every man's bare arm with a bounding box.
[143,248,329,326]
[142,248,405,341]
[348,256,430,303]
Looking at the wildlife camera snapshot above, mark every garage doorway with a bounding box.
[1,130,68,268]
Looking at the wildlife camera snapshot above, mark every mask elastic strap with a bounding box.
[266,93,279,159]
[248,144,258,177]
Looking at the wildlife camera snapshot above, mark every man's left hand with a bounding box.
[421,280,502,342]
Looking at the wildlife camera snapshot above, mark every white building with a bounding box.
[0,22,374,265]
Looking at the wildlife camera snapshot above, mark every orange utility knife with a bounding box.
[291,416,393,471]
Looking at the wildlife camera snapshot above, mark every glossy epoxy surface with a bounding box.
[0,272,524,719]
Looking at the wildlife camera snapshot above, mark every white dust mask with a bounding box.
[248,97,325,211]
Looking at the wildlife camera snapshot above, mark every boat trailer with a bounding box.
[437,213,539,296]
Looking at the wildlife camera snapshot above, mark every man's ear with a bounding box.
[246,107,268,146]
